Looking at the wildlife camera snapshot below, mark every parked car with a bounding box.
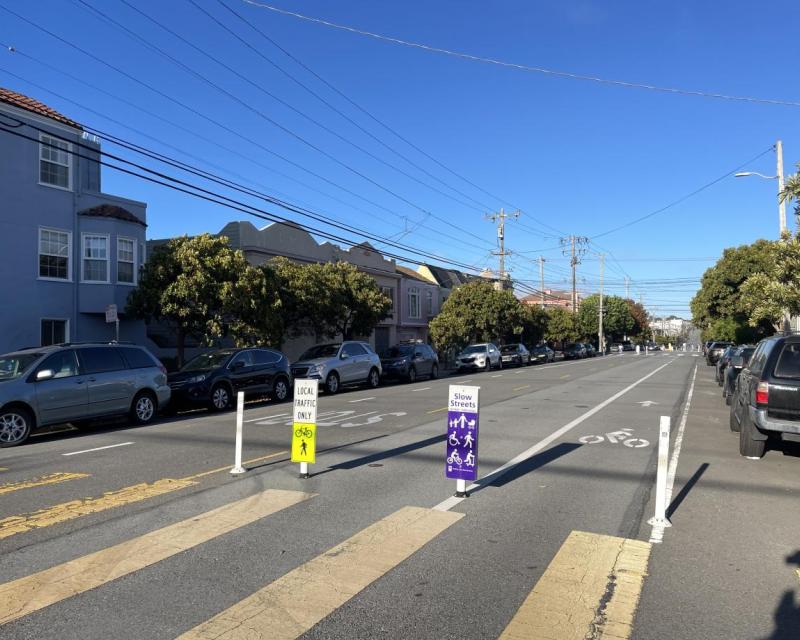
[563,343,587,360]
[456,343,502,371]
[646,342,661,351]
[531,344,555,364]
[291,342,381,394]
[622,341,635,352]
[706,341,733,366]
[723,346,755,405]
[167,347,291,411]
[703,340,714,357]
[715,346,738,386]
[380,342,439,382]
[500,343,531,367]
[584,344,597,358]
[610,342,624,353]
[729,335,800,458]
[0,343,170,447]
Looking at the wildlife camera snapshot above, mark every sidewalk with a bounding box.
[633,362,800,639]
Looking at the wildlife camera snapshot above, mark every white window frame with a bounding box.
[117,236,137,285]
[426,289,433,315]
[37,227,72,282]
[40,318,70,346]
[81,233,110,284]
[38,133,72,191]
[381,286,395,316]
[408,287,421,319]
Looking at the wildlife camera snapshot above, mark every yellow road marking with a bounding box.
[179,506,463,639]
[0,467,8,472]
[0,450,291,539]
[184,450,288,480]
[427,407,447,414]
[0,472,90,496]
[499,530,651,640]
[0,478,197,540]
[0,489,313,625]
[559,374,571,379]
[513,384,531,391]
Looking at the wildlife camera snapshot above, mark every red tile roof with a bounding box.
[0,87,82,130]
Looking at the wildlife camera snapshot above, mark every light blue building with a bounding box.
[0,87,147,354]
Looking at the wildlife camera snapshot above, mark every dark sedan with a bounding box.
[706,341,734,366]
[563,343,587,360]
[531,345,555,364]
[723,346,755,405]
[167,348,292,411]
[380,343,439,382]
[500,343,531,367]
[715,346,737,386]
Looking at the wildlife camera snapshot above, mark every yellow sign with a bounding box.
[291,422,316,463]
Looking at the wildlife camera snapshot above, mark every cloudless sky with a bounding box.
[1,0,798,317]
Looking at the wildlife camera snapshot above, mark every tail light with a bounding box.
[755,381,769,405]
[159,364,168,376]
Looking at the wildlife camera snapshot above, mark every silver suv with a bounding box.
[0,343,170,447]
[291,342,382,394]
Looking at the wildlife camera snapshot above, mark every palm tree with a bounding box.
[781,162,800,219]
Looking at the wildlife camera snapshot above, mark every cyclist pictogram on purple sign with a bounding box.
[446,409,479,481]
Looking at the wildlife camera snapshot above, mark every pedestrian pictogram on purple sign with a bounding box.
[445,385,480,482]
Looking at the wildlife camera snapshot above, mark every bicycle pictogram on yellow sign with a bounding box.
[291,422,316,463]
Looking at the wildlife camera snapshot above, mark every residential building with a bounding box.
[396,266,441,343]
[521,289,579,311]
[0,87,147,354]
[415,264,498,301]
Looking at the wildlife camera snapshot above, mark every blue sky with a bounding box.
[1,0,798,317]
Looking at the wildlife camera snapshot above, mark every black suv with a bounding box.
[380,342,439,382]
[500,343,531,367]
[167,348,292,411]
[729,335,800,458]
[706,341,733,366]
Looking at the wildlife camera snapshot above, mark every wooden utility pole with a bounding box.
[598,253,605,354]
[539,257,546,309]
[560,235,588,313]
[485,208,520,289]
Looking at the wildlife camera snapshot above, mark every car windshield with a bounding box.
[0,353,41,381]
[501,345,519,353]
[181,351,233,372]
[300,344,341,360]
[383,345,414,358]
[461,345,486,354]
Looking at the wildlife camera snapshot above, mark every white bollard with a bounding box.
[230,391,246,475]
[456,478,466,497]
[648,415,671,528]
[636,345,640,355]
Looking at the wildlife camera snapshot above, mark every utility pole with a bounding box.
[777,139,786,234]
[598,253,605,355]
[485,208,520,290]
[539,257,546,309]
[560,235,589,314]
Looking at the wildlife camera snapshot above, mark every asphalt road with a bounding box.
[2,351,782,639]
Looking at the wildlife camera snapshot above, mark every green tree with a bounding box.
[780,162,800,220]
[520,304,548,345]
[626,299,649,338]
[577,294,634,341]
[274,258,391,340]
[544,306,577,343]
[224,264,284,348]
[429,281,525,350]
[126,234,250,367]
[690,239,775,342]
[741,231,800,330]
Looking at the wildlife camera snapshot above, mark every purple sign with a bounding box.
[445,410,479,481]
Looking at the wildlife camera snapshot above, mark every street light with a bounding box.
[734,140,786,236]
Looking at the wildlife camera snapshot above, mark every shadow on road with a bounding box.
[483,442,582,489]
[763,551,800,639]
[320,433,446,474]
[666,462,709,519]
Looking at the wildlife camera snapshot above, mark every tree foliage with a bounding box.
[126,234,250,367]
[273,258,391,340]
[224,264,284,348]
[577,294,634,341]
[741,231,800,329]
[781,163,800,220]
[690,239,775,343]
[544,306,577,343]
[520,304,548,345]
[625,299,649,338]
[429,281,524,349]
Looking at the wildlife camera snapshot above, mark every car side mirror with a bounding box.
[340,353,348,360]
[36,369,54,381]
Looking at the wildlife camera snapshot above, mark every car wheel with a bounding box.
[484,360,491,372]
[431,364,439,379]
[367,367,380,389]
[739,411,766,458]
[498,359,503,370]
[725,393,732,406]
[210,384,232,411]
[130,391,157,425]
[325,372,340,394]
[729,407,740,432]
[407,367,417,383]
[272,376,290,402]
[0,407,33,447]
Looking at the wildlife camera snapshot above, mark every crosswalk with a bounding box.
[0,470,653,639]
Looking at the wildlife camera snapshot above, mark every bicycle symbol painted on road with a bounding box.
[579,428,649,448]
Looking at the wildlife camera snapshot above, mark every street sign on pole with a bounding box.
[445,385,480,497]
[292,379,318,477]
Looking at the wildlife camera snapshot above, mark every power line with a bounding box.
[242,1,800,109]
